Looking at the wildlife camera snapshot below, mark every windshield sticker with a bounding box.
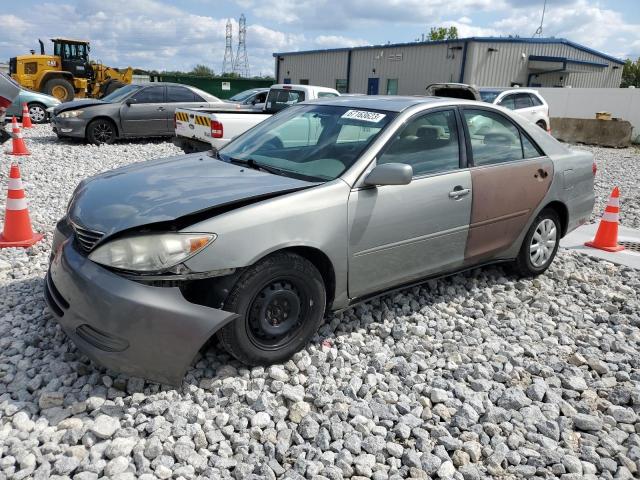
[341,110,386,123]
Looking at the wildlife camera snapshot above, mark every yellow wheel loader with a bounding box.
[9,38,133,102]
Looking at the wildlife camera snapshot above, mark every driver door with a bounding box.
[348,108,472,298]
[120,86,167,136]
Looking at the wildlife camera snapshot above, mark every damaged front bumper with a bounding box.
[45,238,238,386]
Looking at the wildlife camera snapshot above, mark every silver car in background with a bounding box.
[50,82,228,144]
[46,96,595,385]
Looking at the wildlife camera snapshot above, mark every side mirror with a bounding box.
[364,163,413,186]
[125,98,137,106]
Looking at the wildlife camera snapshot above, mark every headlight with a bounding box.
[58,110,84,119]
[89,233,216,272]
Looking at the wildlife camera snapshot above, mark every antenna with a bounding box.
[232,14,250,77]
[532,0,547,37]
[222,19,234,74]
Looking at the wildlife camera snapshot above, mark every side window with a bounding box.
[166,86,196,103]
[514,93,533,109]
[530,94,543,106]
[132,87,164,103]
[522,135,543,158]
[317,92,338,98]
[498,95,515,110]
[464,109,543,165]
[378,109,460,177]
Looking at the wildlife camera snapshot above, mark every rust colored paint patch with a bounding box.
[465,159,554,262]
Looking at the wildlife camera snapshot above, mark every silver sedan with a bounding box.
[46,96,595,384]
[50,82,228,144]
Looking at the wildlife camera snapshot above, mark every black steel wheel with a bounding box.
[218,252,326,365]
[86,119,117,145]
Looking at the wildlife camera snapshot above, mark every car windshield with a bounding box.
[219,104,396,182]
[229,90,259,102]
[102,84,142,103]
[479,90,502,103]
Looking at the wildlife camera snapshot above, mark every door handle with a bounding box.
[449,187,471,199]
[157,106,165,111]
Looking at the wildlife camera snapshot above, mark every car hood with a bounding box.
[54,99,107,114]
[68,153,319,237]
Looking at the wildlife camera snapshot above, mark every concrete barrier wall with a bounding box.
[538,88,640,144]
[550,118,633,148]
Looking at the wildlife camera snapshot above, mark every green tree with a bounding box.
[428,26,459,41]
[621,58,640,87]
[191,64,215,76]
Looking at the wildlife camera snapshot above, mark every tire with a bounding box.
[218,252,326,366]
[43,78,74,102]
[27,103,48,124]
[512,208,561,277]
[86,118,117,145]
[536,120,547,130]
[102,80,125,97]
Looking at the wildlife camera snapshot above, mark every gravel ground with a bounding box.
[0,126,639,480]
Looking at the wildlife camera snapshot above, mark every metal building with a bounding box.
[273,37,624,94]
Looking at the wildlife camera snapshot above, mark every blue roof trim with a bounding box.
[273,37,625,65]
[529,55,609,68]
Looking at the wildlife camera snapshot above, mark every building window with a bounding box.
[386,79,398,95]
[283,78,291,84]
[335,79,348,93]
[299,79,309,85]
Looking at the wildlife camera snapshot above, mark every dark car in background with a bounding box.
[50,83,228,144]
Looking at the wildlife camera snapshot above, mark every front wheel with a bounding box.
[218,252,326,366]
[512,209,561,277]
[86,119,117,145]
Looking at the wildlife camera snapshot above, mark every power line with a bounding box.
[532,0,548,37]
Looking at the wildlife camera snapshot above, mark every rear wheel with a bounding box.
[512,209,560,277]
[86,118,117,145]
[43,78,74,102]
[27,103,47,123]
[218,252,326,365]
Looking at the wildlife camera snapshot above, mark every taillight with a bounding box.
[211,120,223,138]
[592,161,597,176]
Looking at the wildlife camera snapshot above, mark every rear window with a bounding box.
[479,90,501,103]
[265,89,306,112]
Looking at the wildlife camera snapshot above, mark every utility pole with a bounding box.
[222,19,234,75]
[232,14,250,77]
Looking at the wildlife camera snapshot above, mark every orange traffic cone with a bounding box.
[585,187,624,252]
[6,117,30,156]
[0,164,43,248]
[21,103,33,128]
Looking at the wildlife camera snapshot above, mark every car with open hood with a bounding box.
[50,82,228,144]
[426,83,550,131]
[46,95,595,385]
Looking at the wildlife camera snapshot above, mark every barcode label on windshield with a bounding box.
[341,110,386,123]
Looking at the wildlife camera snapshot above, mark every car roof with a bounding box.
[308,95,484,112]
[479,87,540,94]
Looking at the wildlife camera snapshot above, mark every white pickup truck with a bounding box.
[173,84,340,153]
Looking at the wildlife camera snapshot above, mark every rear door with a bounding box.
[460,107,553,263]
[120,86,166,136]
[348,108,472,298]
[164,86,209,134]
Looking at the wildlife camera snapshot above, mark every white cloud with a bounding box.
[314,35,370,48]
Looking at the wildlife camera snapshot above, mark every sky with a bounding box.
[1,0,639,76]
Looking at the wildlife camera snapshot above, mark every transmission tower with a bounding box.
[222,19,234,74]
[232,14,250,77]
